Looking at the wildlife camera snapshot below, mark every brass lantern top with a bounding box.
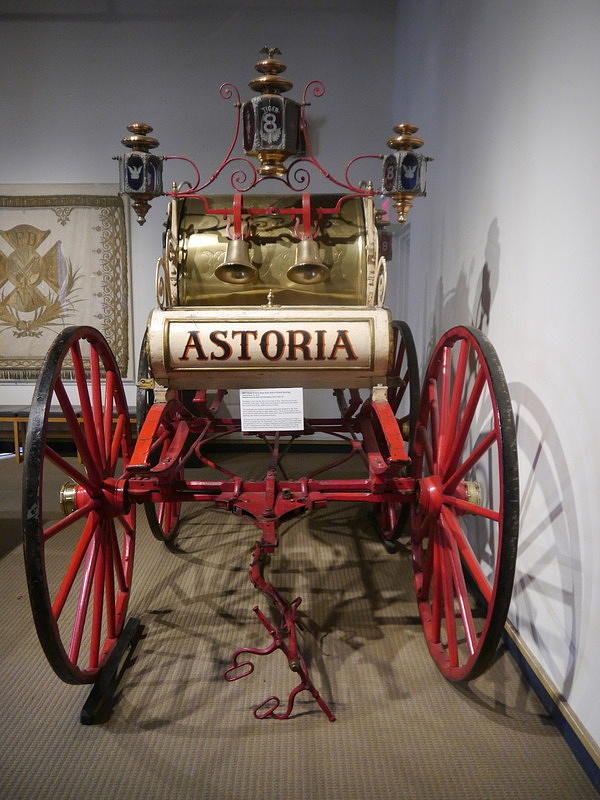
[248,46,293,94]
[386,123,424,152]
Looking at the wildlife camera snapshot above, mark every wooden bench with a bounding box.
[0,405,137,464]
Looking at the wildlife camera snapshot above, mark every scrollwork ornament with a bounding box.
[302,80,326,105]
[155,258,168,309]
[375,256,387,307]
[219,82,241,106]
[227,157,259,191]
[285,160,311,191]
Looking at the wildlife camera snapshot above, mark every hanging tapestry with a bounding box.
[0,192,130,380]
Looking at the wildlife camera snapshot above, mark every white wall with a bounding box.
[0,0,397,411]
[393,0,600,747]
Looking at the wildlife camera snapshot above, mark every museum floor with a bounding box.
[0,453,596,800]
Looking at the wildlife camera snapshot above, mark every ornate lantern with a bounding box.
[117,122,163,224]
[381,123,431,223]
[242,47,303,177]
[116,49,431,229]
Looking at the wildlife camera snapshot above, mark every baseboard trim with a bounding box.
[503,621,600,792]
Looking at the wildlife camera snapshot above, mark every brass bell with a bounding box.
[215,239,258,284]
[287,238,329,285]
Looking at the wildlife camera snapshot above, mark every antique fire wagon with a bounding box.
[22,49,519,722]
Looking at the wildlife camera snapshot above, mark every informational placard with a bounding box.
[240,387,304,432]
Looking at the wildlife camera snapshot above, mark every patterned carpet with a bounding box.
[0,454,596,800]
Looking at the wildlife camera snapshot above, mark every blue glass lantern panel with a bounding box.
[147,155,163,194]
[120,152,163,197]
[400,153,420,191]
[124,154,144,192]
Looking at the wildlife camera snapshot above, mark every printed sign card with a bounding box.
[240,387,304,432]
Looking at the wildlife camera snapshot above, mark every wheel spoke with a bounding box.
[444,428,498,495]
[416,424,434,474]
[108,413,126,473]
[440,537,459,666]
[418,539,434,595]
[442,494,500,522]
[103,368,116,463]
[90,344,107,470]
[71,340,104,474]
[52,512,98,620]
[446,338,469,454]
[43,500,97,542]
[440,506,492,604]
[428,379,440,470]
[437,346,452,469]
[109,524,127,592]
[104,521,116,639]
[89,532,106,669]
[442,367,487,479]
[443,528,477,656]
[45,446,96,493]
[67,532,100,664]
[54,380,103,484]
[117,513,135,537]
[430,527,442,643]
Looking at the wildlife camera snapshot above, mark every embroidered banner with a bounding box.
[0,193,130,380]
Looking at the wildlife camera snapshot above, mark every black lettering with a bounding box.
[232,330,258,360]
[179,330,208,361]
[260,330,285,361]
[287,329,312,361]
[209,330,233,360]
[314,330,327,360]
[328,329,358,361]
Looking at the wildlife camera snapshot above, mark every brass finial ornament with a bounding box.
[242,47,302,177]
[116,122,164,224]
[382,123,432,223]
[249,46,293,95]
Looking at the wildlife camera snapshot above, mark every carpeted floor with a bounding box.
[0,453,596,800]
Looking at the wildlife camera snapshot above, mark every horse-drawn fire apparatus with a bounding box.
[22,49,519,722]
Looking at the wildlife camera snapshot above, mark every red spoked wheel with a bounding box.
[136,333,182,545]
[410,325,519,681]
[22,326,135,684]
[374,320,420,552]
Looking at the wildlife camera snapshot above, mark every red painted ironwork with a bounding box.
[159,74,383,200]
[121,391,417,719]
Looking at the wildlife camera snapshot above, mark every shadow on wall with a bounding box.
[510,381,581,700]
[426,218,500,356]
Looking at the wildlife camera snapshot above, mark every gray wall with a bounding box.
[392,0,600,750]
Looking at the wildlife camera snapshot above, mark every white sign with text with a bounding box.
[239,387,304,432]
